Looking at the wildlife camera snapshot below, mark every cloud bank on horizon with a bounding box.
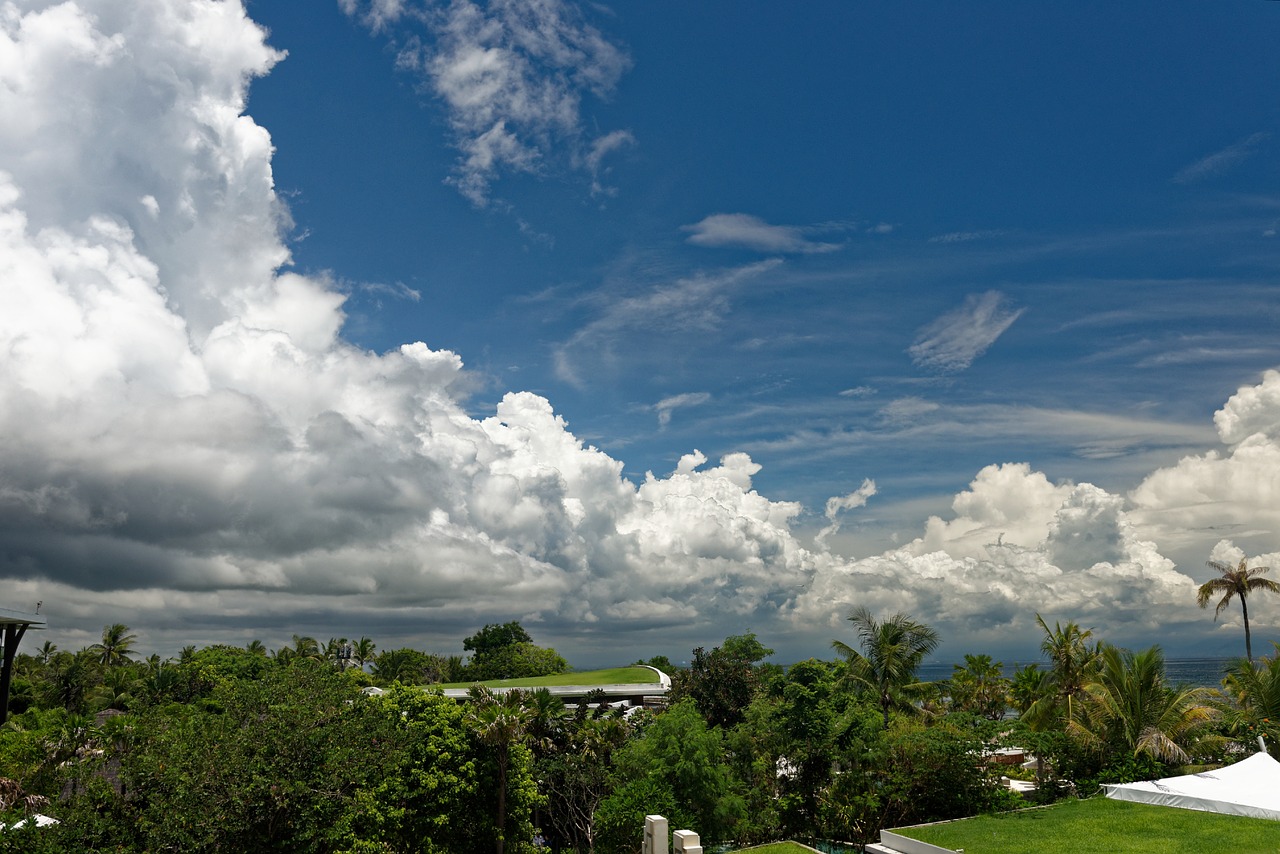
[3,0,1280,662]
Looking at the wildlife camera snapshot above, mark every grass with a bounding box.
[435,666,662,689]
[895,796,1280,853]
[735,844,821,853]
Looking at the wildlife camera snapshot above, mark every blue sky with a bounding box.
[249,0,1280,559]
[3,0,1280,666]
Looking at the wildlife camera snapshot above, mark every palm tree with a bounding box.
[291,635,321,662]
[1025,615,1100,728]
[353,637,377,670]
[832,607,940,729]
[1198,558,1280,661]
[36,641,57,665]
[1069,644,1215,764]
[92,624,137,667]
[1217,644,1280,755]
[467,686,535,854]
[947,653,1010,720]
[245,639,267,657]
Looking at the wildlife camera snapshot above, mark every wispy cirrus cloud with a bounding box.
[908,290,1024,373]
[929,229,1006,244]
[341,0,632,206]
[654,392,710,428]
[682,213,843,254]
[1173,132,1270,184]
[553,259,782,386]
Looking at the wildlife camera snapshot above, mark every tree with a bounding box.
[290,634,322,661]
[467,686,536,854]
[463,622,565,681]
[597,701,743,851]
[92,624,136,667]
[1069,644,1216,767]
[1217,644,1280,757]
[832,608,940,729]
[1025,615,1099,729]
[464,622,533,658]
[67,663,403,852]
[538,715,627,852]
[340,684,490,853]
[372,648,439,685]
[669,640,762,729]
[352,637,377,670]
[1198,557,1280,661]
[946,654,1010,721]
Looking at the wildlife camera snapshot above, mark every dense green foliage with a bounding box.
[0,612,1273,852]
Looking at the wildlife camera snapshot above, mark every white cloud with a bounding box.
[552,259,781,386]
[928,229,1005,244]
[793,462,1202,647]
[584,128,635,197]
[682,213,842,254]
[0,1,815,655]
[342,0,631,206]
[1128,371,1280,576]
[2,0,1273,665]
[1173,132,1270,185]
[1214,369,1280,444]
[655,392,710,428]
[908,290,1024,373]
[815,479,876,547]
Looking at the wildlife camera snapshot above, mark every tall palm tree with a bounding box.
[92,624,137,667]
[467,686,534,854]
[832,607,940,729]
[1069,644,1215,764]
[1198,558,1280,661]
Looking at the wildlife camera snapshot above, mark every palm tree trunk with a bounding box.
[496,754,508,854]
[1243,595,1253,662]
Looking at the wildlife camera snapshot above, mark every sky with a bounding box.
[3,0,1280,668]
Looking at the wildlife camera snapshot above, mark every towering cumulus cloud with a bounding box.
[0,0,1261,658]
[0,0,812,652]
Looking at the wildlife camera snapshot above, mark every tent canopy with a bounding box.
[1105,752,1280,821]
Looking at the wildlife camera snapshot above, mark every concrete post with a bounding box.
[643,815,668,854]
[672,830,702,853]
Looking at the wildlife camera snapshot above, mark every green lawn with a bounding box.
[895,797,1280,853]
[436,666,661,689]
[735,844,820,854]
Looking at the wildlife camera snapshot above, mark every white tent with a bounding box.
[1104,752,1280,821]
[1,813,59,830]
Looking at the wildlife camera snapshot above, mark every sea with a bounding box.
[916,657,1237,689]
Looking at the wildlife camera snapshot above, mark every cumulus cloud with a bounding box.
[793,462,1202,646]
[341,0,632,206]
[682,213,842,254]
[1173,132,1270,185]
[908,290,1024,373]
[1128,371,1280,577]
[3,0,1269,664]
[0,0,816,656]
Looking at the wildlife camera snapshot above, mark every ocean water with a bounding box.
[916,657,1236,689]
